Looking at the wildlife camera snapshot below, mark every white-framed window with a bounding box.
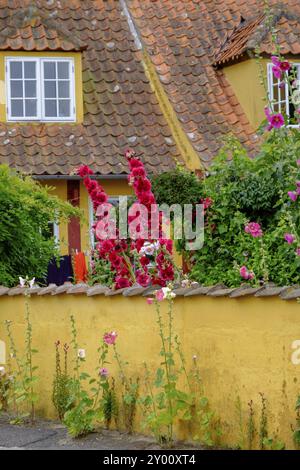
[267,62,300,126]
[5,57,76,122]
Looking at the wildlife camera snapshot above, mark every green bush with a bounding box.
[152,131,300,287]
[0,165,80,286]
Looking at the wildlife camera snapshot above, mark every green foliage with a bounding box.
[88,257,114,287]
[4,292,39,423]
[0,371,10,411]
[152,164,204,207]
[103,377,118,429]
[52,342,75,421]
[191,131,300,286]
[294,395,300,448]
[0,165,80,286]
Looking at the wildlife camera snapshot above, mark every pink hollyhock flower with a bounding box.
[240,266,254,281]
[264,108,284,130]
[245,222,263,238]
[279,81,285,89]
[271,56,281,67]
[99,367,109,378]
[155,289,165,302]
[272,65,282,79]
[103,331,118,345]
[269,113,284,129]
[146,297,154,305]
[288,191,298,202]
[284,233,296,244]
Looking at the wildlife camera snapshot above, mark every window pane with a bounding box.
[10,62,22,78]
[11,99,23,117]
[44,81,56,98]
[24,61,36,78]
[58,81,69,98]
[57,62,69,79]
[25,99,37,117]
[25,80,36,98]
[45,99,57,117]
[58,99,70,117]
[10,80,23,98]
[44,62,56,79]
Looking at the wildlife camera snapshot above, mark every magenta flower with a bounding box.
[99,367,109,378]
[103,331,118,345]
[269,114,284,129]
[245,222,263,238]
[271,56,281,67]
[264,108,284,130]
[240,266,254,281]
[272,65,282,79]
[284,233,295,244]
[146,297,154,305]
[296,247,300,256]
[279,60,291,72]
[288,191,298,202]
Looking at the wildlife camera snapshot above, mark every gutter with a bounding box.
[33,174,129,180]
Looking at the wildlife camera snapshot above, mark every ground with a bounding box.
[0,416,201,450]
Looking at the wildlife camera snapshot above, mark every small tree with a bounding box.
[0,165,80,286]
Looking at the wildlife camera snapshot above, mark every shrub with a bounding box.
[0,165,80,286]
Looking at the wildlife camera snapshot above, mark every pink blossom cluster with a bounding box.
[244,222,263,238]
[264,107,284,131]
[271,56,291,80]
[240,265,254,281]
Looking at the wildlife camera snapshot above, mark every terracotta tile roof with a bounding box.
[214,9,300,66]
[0,0,181,176]
[0,1,300,175]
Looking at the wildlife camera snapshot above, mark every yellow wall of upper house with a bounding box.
[0,51,83,123]
[224,58,300,129]
[0,294,299,448]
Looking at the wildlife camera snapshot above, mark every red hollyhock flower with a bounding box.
[115,276,131,289]
[77,165,94,178]
[136,271,151,287]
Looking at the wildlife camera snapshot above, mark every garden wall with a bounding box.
[0,284,300,449]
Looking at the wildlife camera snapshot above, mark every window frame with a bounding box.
[267,62,300,128]
[5,56,76,122]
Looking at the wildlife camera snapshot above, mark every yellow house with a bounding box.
[0,1,299,262]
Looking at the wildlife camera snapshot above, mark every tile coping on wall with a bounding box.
[0,283,299,300]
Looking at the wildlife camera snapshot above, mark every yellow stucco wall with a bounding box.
[0,51,83,123]
[224,58,300,129]
[0,294,299,449]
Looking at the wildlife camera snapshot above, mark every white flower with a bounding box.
[19,277,26,287]
[181,279,190,288]
[29,278,35,289]
[77,349,86,359]
[162,287,176,300]
[0,366,5,376]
